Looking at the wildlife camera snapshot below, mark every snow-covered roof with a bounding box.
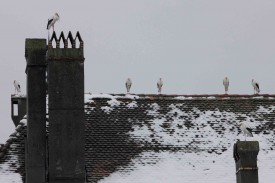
[0,118,26,183]
[85,94,275,183]
[1,94,275,183]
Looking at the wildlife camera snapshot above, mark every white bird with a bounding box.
[47,13,60,31]
[223,77,229,94]
[157,78,163,94]
[125,78,132,94]
[240,122,253,141]
[13,80,21,95]
[252,79,260,94]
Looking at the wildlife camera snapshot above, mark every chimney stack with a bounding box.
[25,39,47,183]
[234,141,259,183]
[47,31,85,183]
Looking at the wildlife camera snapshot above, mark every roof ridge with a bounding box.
[85,93,275,101]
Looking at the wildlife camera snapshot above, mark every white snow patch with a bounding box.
[122,105,275,183]
[126,101,138,108]
[85,93,140,103]
[85,94,116,101]
[174,96,193,100]
[256,106,275,114]
[99,149,236,183]
[130,106,240,148]
[100,147,274,183]
[253,96,264,99]
[0,153,22,183]
[101,106,113,114]
[107,98,120,107]
[122,94,140,99]
[146,103,160,117]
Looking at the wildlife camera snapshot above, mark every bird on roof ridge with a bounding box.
[125,78,132,94]
[157,78,163,95]
[240,122,253,141]
[13,80,21,95]
[223,77,229,94]
[252,79,260,95]
[47,13,60,31]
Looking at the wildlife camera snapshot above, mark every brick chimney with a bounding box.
[25,39,47,183]
[234,141,259,183]
[47,31,85,183]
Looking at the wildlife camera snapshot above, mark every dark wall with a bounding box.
[47,48,85,183]
[25,39,47,183]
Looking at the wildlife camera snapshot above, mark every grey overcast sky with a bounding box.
[1,0,275,142]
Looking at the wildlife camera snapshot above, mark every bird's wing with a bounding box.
[223,79,227,86]
[256,83,259,89]
[158,82,163,88]
[18,84,20,89]
[246,127,253,137]
[126,82,131,88]
[47,19,53,30]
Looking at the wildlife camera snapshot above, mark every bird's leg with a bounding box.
[48,30,50,44]
[53,25,55,32]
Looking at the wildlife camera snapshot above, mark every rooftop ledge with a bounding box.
[11,94,26,98]
[84,93,275,101]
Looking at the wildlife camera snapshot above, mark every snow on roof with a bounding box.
[85,94,275,183]
[0,117,26,183]
[2,94,275,183]
[0,145,22,183]
[85,93,140,102]
[98,148,274,183]
[98,104,274,183]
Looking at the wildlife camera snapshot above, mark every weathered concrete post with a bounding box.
[234,141,259,183]
[11,96,27,127]
[25,39,47,183]
[47,32,85,183]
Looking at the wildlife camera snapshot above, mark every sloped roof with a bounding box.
[0,118,26,182]
[1,94,275,183]
[85,94,275,183]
